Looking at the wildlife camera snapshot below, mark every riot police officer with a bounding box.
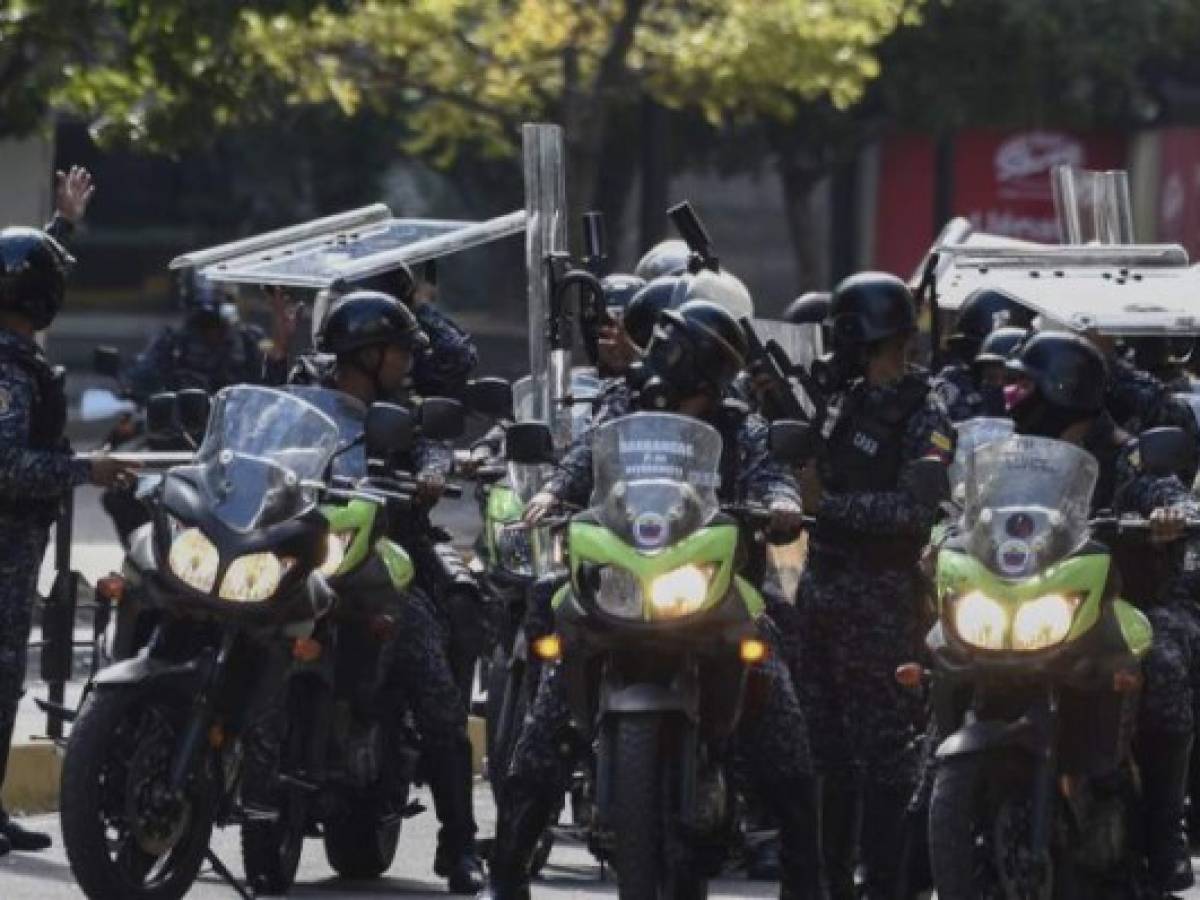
[349,260,479,399]
[290,291,485,892]
[1005,332,1200,893]
[971,326,1028,409]
[123,271,272,403]
[594,272,646,376]
[934,288,1035,421]
[790,272,953,899]
[0,227,136,856]
[1125,336,1195,394]
[481,300,821,900]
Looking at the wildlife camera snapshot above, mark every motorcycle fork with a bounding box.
[169,627,237,792]
[1027,688,1059,861]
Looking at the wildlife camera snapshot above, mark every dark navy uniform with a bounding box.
[0,330,90,790]
[124,320,268,404]
[791,368,952,898]
[412,302,478,400]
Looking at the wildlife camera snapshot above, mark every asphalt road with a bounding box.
[0,784,782,899]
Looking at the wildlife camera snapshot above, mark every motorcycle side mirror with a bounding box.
[93,346,122,378]
[769,420,820,464]
[463,377,514,421]
[505,421,555,465]
[418,398,466,440]
[1138,426,1196,479]
[177,389,211,438]
[904,457,951,507]
[146,393,178,436]
[365,403,416,457]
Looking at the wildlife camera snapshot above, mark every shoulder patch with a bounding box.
[1129,447,1142,471]
[930,430,953,453]
[0,386,11,417]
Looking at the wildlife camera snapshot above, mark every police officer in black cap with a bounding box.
[934,288,1035,421]
[0,225,137,856]
[284,290,485,892]
[482,300,821,900]
[787,272,953,899]
[1002,331,1200,893]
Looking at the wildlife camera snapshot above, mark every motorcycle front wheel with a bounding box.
[61,685,215,900]
[611,714,707,900]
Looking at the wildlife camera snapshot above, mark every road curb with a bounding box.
[2,742,62,815]
[2,720,485,815]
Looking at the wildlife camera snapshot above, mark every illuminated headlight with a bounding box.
[953,591,1008,650]
[647,564,713,619]
[320,531,355,578]
[169,528,219,593]
[1012,594,1079,651]
[597,567,644,619]
[220,553,287,602]
[494,523,533,576]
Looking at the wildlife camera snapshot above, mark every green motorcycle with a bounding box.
[520,411,779,900]
[926,434,1164,899]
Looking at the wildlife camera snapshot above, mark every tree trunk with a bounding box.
[774,151,826,291]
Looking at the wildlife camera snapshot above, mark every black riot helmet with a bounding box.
[634,239,691,282]
[177,269,236,318]
[948,288,1035,360]
[318,290,429,358]
[1126,335,1194,374]
[344,263,416,305]
[641,300,748,408]
[623,275,692,350]
[973,327,1029,368]
[783,292,831,325]
[827,272,916,351]
[1006,331,1107,437]
[601,273,647,316]
[0,226,75,330]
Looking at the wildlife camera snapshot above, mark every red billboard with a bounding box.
[1156,127,1200,257]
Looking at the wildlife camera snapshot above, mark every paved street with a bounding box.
[0,784,784,899]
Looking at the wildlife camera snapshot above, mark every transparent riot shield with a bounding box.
[747,319,823,417]
[1052,166,1135,245]
[523,123,570,448]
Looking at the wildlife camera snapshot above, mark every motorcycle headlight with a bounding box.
[168,528,219,593]
[493,522,533,576]
[647,564,713,619]
[596,566,644,619]
[320,530,355,578]
[1012,593,1079,651]
[220,553,288,602]
[953,591,1008,650]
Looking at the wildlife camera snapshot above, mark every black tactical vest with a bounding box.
[0,340,68,523]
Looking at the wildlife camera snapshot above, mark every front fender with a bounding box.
[92,648,211,690]
[936,703,1053,761]
[598,665,700,720]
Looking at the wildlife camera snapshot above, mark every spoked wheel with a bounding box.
[929,753,1051,900]
[61,686,215,900]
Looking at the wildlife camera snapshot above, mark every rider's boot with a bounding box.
[778,774,828,900]
[1140,730,1195,893]
[429,737,485,893]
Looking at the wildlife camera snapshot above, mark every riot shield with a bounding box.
[523,123,571,447]
[1051,165,1134,245]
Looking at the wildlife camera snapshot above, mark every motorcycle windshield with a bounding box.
[197,386,340,531]
[963,436,1098,578]
[950,417,1014,505]
[281,386,368,478]
[590,413,722,551]
[509,368,602,503]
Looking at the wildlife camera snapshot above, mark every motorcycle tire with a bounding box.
[61,685,214,900]
[612,714,707,900]
[240,766,306,894]
[929,753,1050,900]
[324,809,401,879]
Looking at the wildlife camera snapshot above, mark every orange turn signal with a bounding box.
[740,638,768,664]
[292,637,322,663]
[97,575,126,604]
[208,723,225,749]
[895,663,925,689]
[532,635,562,661]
